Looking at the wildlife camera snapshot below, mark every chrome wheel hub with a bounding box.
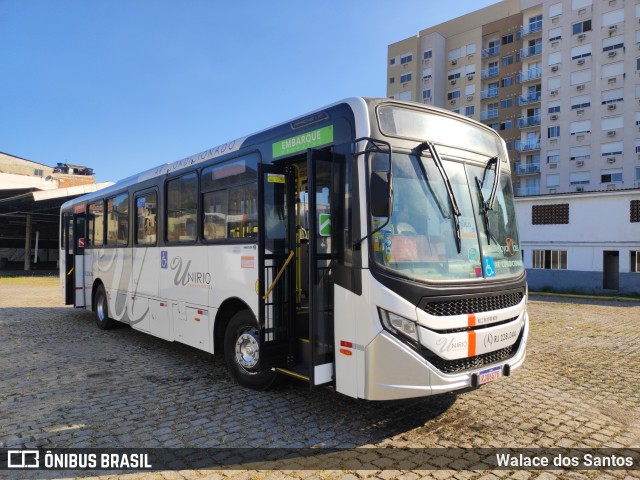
[235,328,260,369]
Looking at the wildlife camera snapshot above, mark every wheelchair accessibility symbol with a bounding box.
[484,257,496,278]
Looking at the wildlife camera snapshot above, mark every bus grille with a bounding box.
[427,345,514,374]
[420,291,523,317]
[424,336,521,375]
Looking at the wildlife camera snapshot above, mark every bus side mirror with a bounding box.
[370,171,392,218]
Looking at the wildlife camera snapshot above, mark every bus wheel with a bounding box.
[223,310,277,390]
[94,284,116,330]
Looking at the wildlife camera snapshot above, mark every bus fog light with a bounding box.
[378,308,419,342]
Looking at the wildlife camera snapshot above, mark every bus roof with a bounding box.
[61,96,502,211]
[62,97,372,211]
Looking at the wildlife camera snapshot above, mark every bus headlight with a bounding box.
[378,308,419,342]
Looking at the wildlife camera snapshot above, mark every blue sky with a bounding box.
[0,0,499,183]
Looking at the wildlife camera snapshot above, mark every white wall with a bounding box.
[516,190,640,273]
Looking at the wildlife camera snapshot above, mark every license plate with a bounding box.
[478,365,502,385]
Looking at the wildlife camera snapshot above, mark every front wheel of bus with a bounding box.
[94,284,116,330]
[224,310,277,390]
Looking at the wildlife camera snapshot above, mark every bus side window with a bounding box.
[106,193,129,246]
[88,200,105,247]
[201,154,259,241]
[136,191,157,245]
[167,173,197,243]
[67,216,74,255]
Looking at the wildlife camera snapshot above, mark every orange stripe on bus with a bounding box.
[467,314,476,357]
[468,330,477,357]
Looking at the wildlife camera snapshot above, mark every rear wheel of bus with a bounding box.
[224,310,278,390]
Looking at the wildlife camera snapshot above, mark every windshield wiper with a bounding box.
[475,156,500,245]
[414,142,462,254]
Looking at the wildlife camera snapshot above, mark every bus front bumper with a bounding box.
[363,311,529,401]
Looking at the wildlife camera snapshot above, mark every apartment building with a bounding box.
[387,0,640,196]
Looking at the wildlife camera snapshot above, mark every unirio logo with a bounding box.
[170,256,212,289]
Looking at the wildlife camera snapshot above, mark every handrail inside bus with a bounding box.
[262,250,296,300]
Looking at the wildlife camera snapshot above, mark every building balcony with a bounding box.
[481,46,500,58]
[519,44,542,59]
[516,68,542,83]
[481,67,500,80]
[480,89,499,100]
[519,21,543,38]
[515,186,541,196]
[515,162,541,175]
[517,115,541,129]
[480,110,499,121]
[515,140,541,152]
[517,92,542,106]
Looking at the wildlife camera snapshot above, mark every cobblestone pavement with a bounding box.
[1,278,639,479]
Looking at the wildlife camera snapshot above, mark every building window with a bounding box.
[389,58,395,66]
[532,250,568,269]
[532,204,569,225]
[572,19,592,35]
[501,98,513,109]
[502,34,514,45]
[571,95,590,110]
[424,50,432,59]
[500,120,512,131]
[601,169,623,184]
[465,105,475,116]
[571,44,592,60]
[501,77,513,88]
[570,172,590,185]
[422,89,431,100]
[602,88,623,105]
[546,174,560,187]
[631,251,640,272]
[603,35,624,53]
[631,201,640,223]
[400,73,412,83]
[502,54,514,66]
[389,77,395,84]
[549,27,562,41]
[400,53,413,64]
[548,125,560,139]
[447,90,460,100]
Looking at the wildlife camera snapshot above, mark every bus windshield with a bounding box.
[371,152,523,282]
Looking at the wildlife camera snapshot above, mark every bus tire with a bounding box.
[223,310,277,390]
[94,284,116,330]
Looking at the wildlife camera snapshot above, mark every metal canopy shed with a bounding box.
[0,183,112,271]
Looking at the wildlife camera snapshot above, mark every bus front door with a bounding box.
[258,164,296,370]
[64,212,86,307]
[306,149,337,388]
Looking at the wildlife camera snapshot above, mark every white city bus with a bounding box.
[60,98,528,400]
